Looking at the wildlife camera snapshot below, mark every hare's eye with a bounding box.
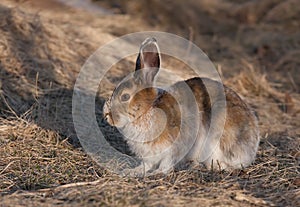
[121,93,130,102]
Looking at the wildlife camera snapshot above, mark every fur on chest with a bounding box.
[122,107,179,158]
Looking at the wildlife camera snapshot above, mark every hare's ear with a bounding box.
[134,37,160,85]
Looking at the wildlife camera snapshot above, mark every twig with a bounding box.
[12,179,108,197]
[0,161,16,175]
[0,93,19,119]
[185,26,194,58]
[287,72,298,92]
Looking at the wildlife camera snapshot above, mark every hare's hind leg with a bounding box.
[205,140,257,170]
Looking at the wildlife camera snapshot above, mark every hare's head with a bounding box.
[103,38,161,128]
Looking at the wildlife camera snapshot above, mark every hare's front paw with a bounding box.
[121,165,147,177]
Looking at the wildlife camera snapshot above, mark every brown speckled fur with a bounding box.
[103,38,260,175]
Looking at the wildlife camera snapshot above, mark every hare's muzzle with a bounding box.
[103,100,113,125]
[103,111,115,126]
[103,111,110,121]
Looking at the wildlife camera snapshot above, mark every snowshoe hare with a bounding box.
[103,37,260,176]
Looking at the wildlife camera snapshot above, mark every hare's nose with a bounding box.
[104,113,109,120]
[103,112,112,121]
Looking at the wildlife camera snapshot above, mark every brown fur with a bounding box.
[103,38,260,173]
[138,77,259,162]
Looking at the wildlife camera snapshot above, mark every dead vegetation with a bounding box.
[0,0,299,206]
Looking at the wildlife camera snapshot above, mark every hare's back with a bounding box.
[183,77,258,137]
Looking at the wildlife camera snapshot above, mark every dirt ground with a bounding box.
[0,0,299,206]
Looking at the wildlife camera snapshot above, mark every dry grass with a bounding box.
[0,0,299,206]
